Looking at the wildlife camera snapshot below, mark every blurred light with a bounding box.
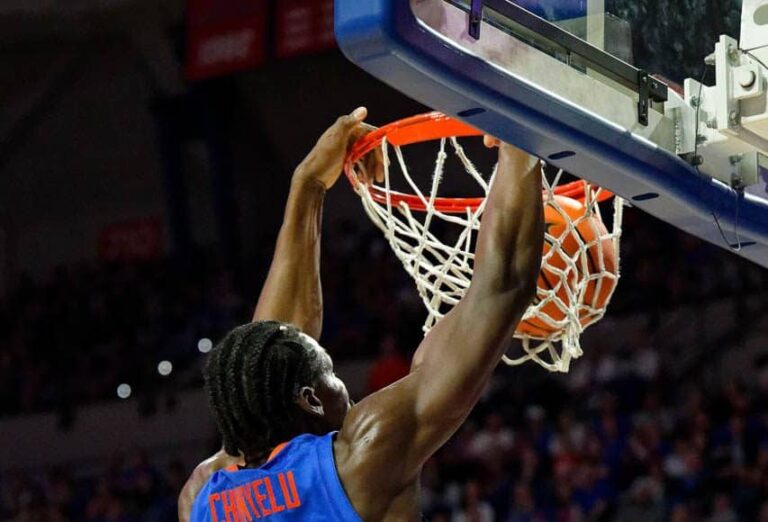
[158,360,173,376]
[117,383,132,399]
[198,338,213,353]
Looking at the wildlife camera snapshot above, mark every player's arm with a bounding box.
[338,141,543,510]
[178,111,381,522]
[252,107,380,339]
[406,141,543,437]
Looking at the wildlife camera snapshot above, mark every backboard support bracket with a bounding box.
[638,70,650,125]
[468,0,482,39]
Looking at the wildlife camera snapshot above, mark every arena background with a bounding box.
[2,0,768,520]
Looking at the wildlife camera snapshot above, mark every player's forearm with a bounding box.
[470,145,543,299]
[252,175,325,339]
[356,147,544,489]
[410,147,542,369]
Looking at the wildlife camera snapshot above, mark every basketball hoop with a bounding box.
[344,112,623,373]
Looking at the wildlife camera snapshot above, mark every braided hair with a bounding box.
[204,320,324,463]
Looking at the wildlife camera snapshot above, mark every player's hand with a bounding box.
[485,135,539,173]
[295,107,384,190]
[485,135,533,159]
[483,134,501,148]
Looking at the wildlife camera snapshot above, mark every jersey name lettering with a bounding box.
[208,471,302,521]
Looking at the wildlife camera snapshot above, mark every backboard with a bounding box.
[335,0,768,268]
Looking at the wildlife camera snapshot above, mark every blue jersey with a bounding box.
[191,433,362,522]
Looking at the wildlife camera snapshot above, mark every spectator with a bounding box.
[468,414,515,464]
[506,483,537,522]
[547,478,582,522]
[367,335,410,393]
[571,464,610,519]
[453,481,495,522]
[612,476,664,522]
[709,493,737,522]
[628,329,659,382]
[669,503,693,522]
[759,501,768,522]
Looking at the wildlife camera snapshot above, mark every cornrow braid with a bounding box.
[203,321,324,462]
[205,339,241,456]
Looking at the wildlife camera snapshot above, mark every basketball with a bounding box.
[516,195,582,339]
[516,195,617,338]
[576,208,618,328]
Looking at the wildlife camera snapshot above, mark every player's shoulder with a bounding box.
[195,450,243,485]
[179,450,243,522]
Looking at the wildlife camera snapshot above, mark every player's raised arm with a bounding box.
[252,107,382,339]
[337,141,543,516]
[408,141,543,417]
[179,110,382,522]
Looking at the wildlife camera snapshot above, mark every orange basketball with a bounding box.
[515,195,618,339]
[516,196,583,339]
[574,210,618,328]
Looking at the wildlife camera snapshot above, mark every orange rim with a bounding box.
[344,112,614,213]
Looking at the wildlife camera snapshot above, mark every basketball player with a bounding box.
[179,107,544,521]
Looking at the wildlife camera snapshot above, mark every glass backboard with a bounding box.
[477,0,742,82]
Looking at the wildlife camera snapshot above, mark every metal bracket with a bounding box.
[469,0,483,40]
[637,70,650,126]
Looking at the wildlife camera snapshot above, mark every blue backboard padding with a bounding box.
[335,0,768,268]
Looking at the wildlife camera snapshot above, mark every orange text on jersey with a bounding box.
[208,471,302,521]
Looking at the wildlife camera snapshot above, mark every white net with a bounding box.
[348,135,624,373]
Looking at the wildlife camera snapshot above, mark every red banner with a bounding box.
[98,218,165,262]
[275,0,335,59]
[186,0,267,81]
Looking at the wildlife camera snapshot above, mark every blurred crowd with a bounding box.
[611,208,767,315]
[420,355,768,521]
[5,351,768,521]
[1,206,767,521]
[1,207,764,416]
[0,254,247,419]
[2,452,185,522]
